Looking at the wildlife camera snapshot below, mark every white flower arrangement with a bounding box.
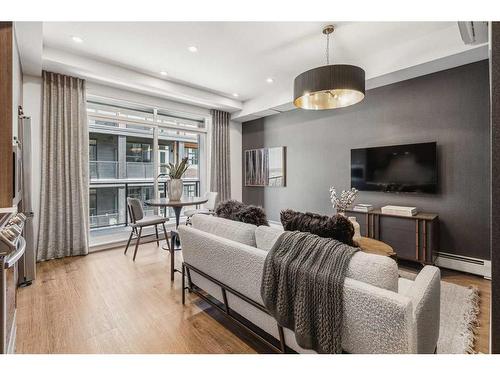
[329,187,358,214]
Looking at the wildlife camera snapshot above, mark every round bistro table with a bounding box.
[145,196,208,280]
[145,196,208,229]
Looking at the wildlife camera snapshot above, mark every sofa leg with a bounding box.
[186,267,193,293]
[277,324,286,353]
[182,263,186,305]
[434,345,438,354]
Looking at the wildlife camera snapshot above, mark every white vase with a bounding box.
[348,216,362,240]
[168,179,183,201]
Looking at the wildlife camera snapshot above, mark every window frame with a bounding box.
[87,97,210,230]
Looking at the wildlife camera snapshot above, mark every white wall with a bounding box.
[22,75,42,242]
[229,121,242,201]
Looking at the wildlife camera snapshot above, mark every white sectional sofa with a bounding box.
[178,214,441,354]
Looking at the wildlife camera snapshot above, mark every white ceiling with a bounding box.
[42,22,483,100]
[30,21,488,120]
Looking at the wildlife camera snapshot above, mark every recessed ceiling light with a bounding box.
[232,93,239,98]
[188,46,198,53]
[71,36,83,43]
[266,78,274,83]
[160,71,168,76]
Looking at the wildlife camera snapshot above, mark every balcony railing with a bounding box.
[89,180,200,229]
[90,161,119,180]
[89,213,121,228]
[126,161,154,179]
[90,161,199,180]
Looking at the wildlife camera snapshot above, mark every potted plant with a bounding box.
[166,157,189,201]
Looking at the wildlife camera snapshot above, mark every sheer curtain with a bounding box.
[210,109,231,201]
[37,71,89,261]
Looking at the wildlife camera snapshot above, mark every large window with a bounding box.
[87,100,207,231]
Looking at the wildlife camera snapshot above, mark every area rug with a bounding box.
[399,270,480,354]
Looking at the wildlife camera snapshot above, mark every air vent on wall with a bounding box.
[435,251,491,279]
[458,21,488,45]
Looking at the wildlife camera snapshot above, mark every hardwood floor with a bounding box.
[16,243,261,354]
[15,243,491,354]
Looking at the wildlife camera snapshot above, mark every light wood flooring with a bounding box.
[15,242,491,354]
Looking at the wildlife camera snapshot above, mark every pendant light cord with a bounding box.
[326,32,330,65]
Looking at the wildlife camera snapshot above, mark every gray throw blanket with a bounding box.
[261,231,359,353]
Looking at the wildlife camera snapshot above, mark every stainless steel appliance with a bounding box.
[0,212,27,354]
[17,115,35,284]
[0,110,35,354]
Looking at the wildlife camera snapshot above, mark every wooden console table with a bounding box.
[346,209,439,264]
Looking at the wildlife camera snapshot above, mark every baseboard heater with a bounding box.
[435,252,491,279]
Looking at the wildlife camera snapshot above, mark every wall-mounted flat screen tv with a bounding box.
[351,142,437,193]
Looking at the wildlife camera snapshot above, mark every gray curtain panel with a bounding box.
[210,109,231,201]
[37,71,90,261]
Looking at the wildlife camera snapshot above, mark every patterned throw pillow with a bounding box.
[215,200,269,226]
[280,209,356,246]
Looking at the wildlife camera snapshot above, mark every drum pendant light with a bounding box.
[294,25,365,110]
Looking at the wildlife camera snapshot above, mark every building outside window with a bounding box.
[89,186,121,228]
[89,139,97,161]
[126,141,152,162]
[89,188,97,217]
[186,145,198,165]
[89,133,118,180]
[87,100,207,233]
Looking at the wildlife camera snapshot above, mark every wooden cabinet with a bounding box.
[347,209,439,264]
[0,22,13,208]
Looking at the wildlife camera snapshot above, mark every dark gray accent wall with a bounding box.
[243,60,490,260]
[491,22,500,354]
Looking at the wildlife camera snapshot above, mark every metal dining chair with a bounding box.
[184,191,218,225]
[125,197,171,261]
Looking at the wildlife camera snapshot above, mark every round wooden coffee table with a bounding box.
[356,237,396,259]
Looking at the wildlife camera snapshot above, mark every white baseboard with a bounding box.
[434,252,491,279]
[90,236,159,252]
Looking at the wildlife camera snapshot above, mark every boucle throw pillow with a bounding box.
[215,200,269,226]
[280,209,356,246]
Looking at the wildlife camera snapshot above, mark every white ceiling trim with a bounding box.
[42,47,243,112]
[232,44,489,123]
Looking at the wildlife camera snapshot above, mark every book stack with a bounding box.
[352,204,374,213]
[381,205,418,217]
